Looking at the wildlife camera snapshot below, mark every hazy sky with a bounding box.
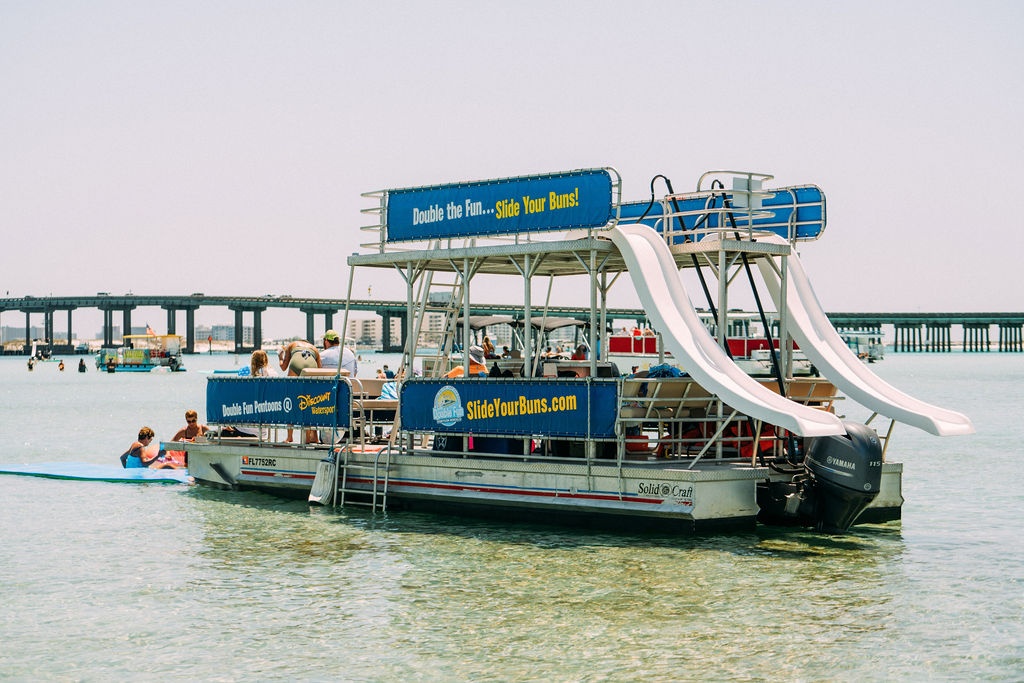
[3,1,1022,338]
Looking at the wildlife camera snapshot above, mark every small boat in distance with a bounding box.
[96,334,186,372]
[840,331,885,362]
[606,323,816,377]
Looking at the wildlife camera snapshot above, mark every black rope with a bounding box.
[640,175,721,323]
[712,179,803,464]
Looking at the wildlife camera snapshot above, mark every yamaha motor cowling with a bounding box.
[757,421,883,533]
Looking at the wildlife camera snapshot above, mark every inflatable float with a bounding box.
[0,462,190,484]
[120,443,188,470]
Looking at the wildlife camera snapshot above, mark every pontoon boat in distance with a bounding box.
[175,168,972,533]
[97,334,186,372]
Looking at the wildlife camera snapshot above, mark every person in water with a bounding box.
[78,358,87,372]
[278,340,321,376]
[122,426,160,468]
[172,409,208,442]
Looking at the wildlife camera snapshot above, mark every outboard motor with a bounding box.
[804,422,883,532]
[757,421,883,533]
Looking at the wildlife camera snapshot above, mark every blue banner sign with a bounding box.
[618,184,826,241]
[385,169,614,242]
[399,378,618,438]
[206,377,351,428]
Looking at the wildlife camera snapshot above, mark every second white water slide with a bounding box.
[754,234,973,437]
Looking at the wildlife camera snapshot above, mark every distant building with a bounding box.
[345,316,402,346]
[2,325,45,342]
[210,324,254,345]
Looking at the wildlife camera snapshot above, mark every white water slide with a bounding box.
[609,224,846,438]
[753,234,974,437]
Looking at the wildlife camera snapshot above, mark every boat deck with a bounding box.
[349,234,791,278]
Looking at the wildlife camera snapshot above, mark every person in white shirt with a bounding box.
[321,329,358,376]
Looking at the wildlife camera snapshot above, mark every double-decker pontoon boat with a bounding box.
[174,168,972,533]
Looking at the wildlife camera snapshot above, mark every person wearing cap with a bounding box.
[321,329,358,376]
[445,345,488,378]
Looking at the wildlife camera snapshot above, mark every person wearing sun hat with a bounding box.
[444,344,488,378]
[321,329,358,376]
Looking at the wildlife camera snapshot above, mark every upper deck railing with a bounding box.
[616,171,827,246]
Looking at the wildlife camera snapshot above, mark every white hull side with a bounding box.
[181,442,767,528]
[178,442,904,530]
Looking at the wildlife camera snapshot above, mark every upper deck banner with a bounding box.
[385,169,614,242]
[618,184,826,241]
[206,377,351,428]
[399,378,618,438]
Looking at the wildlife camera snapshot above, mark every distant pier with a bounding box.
[1,295,1022,354]
[828,313,1024,353]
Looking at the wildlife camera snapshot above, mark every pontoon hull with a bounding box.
[178,442,902,532]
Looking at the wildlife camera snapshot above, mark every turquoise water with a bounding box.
[1,353,1022,680]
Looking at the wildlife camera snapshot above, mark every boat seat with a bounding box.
[620,378,695,420]
[761,378,838,411]
[354,398,398,413]
[350,377,387,398]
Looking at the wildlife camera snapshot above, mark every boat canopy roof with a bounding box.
[455,315,516,330]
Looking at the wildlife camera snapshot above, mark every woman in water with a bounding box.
[121,426,160,468]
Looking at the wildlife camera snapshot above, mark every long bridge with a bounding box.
[1,295,1022,354]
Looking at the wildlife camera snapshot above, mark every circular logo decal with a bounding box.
[433,385,465,427]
